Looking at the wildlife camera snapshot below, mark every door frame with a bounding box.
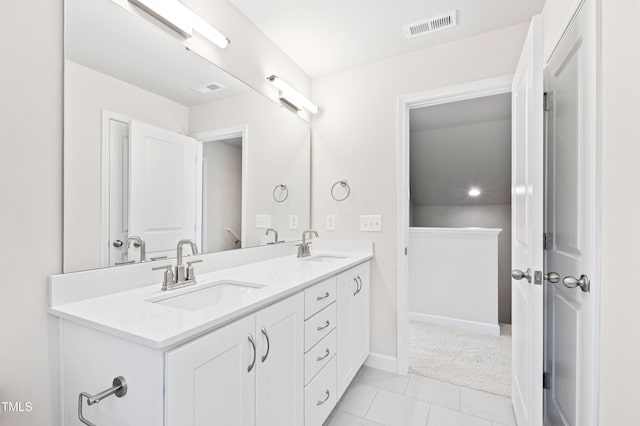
[395,75,513,375]
[192,126,249,250]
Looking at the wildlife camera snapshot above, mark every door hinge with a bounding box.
[543,233,551,250]
[543,92,550,111]
[543,372,551,390]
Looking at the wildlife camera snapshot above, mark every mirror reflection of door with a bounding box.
[105,116,200,267]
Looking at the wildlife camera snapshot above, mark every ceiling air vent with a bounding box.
[404,10,457,39]
[192,82,225,95]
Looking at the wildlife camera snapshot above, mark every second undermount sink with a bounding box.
[148,281,265,311]
[304,255,349,263]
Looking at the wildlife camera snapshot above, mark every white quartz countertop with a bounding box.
[48,251,372,350]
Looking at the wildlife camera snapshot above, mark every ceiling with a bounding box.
[410,94,511,206]
[66,0,250,106]
[229,0,544,77]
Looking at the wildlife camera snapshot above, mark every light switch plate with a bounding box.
[326,215,336,231]
[360,215,382,232]
[289,215,298,230]
[256,214,271,229]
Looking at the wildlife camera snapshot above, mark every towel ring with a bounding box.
[273,184,289,203]
[331,180,350,201]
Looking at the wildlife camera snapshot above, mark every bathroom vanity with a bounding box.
[49,241,372,425]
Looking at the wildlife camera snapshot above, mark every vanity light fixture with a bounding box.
[267,75,319,114]
[128,0,230,48]
[468,187,481,197]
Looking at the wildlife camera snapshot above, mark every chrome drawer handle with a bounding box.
[316,292,330,301]
[316,320,330,331]
[316,390,330,406]
[317,348,330,361]
[248,334,256,372]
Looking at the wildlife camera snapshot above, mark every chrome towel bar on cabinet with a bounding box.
[78,376,128,426]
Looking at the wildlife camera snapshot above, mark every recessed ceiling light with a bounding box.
[468,187,481,197]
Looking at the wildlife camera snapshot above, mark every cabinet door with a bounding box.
[256,293,304,426]
[352,262,371,368]
[337,262,371,398]
[165,315,256,426]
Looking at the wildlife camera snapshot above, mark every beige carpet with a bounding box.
[408,321,512,397]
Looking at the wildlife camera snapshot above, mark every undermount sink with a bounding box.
[304,255,349,263]
[148,281,265,311]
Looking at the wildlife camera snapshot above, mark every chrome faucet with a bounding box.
[297,230,319,258]
[152,239,201,291]
[265,228,278,245]
[127,236,146,263]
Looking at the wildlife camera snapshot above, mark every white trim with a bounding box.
[544,0,587,65]
[409,227,502,236]
[364,352,398,374]
[197,148,205,252]
[409,312,501,336]
[396,75,513,375]
[100,110,133,268]
[192,126,249,249]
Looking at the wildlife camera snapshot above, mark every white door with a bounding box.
[164,315,256,426]
[544,0,597,424]
[108,118,130,266]
[511,15,544,426]
[255,293,304,426]
[129,121,199,260]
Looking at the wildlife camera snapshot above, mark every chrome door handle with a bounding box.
[261,327,270,363]
[317,320,330,331]
[316,390,330,406]
[563,274,590,293]
[112,239,124,248]
[317,348,330,361]
[511,268,532,283]
[316,292,330,301]
[545,272,560,283]
[247,334,256,372]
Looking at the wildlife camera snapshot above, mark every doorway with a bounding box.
[407,92,513,397]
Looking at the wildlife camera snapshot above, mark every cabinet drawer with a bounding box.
[305,303,336,352]
[304,329,336,385]
[304,277,337,319]
[304,356,337,426]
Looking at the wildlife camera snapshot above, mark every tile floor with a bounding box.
[324,366,516,426]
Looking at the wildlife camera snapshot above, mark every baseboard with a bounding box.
[364,352,397,373]
[409,312,500,335]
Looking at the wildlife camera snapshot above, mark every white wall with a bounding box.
[189,93,311,246]
[0,1,62,425]
[409,228,499,329]
[203,141,242,252]
[412,204,512,323]
[311,22,529,358]
[64,60,189,272]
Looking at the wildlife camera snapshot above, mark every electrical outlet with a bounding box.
[360,215,382,232]
[326,215,336,231]
[289,215,298,230]
[255,214,271,229]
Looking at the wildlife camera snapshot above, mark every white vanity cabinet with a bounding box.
[337,261,371,398]
[165,293,304,426]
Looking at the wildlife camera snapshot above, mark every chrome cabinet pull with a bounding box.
[316,390,330,406]
[78,376,127,426]
[511,268,532,283]
[353,278,358,296]
[317,320,330,331]
[316,291,330,301]
[248,334,256,372]
[563,274,590,293]
[356,276,363,294]
[317,348,330,362]
[261,327,270,363]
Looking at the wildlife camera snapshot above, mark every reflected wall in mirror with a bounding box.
[63,0,310,273]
